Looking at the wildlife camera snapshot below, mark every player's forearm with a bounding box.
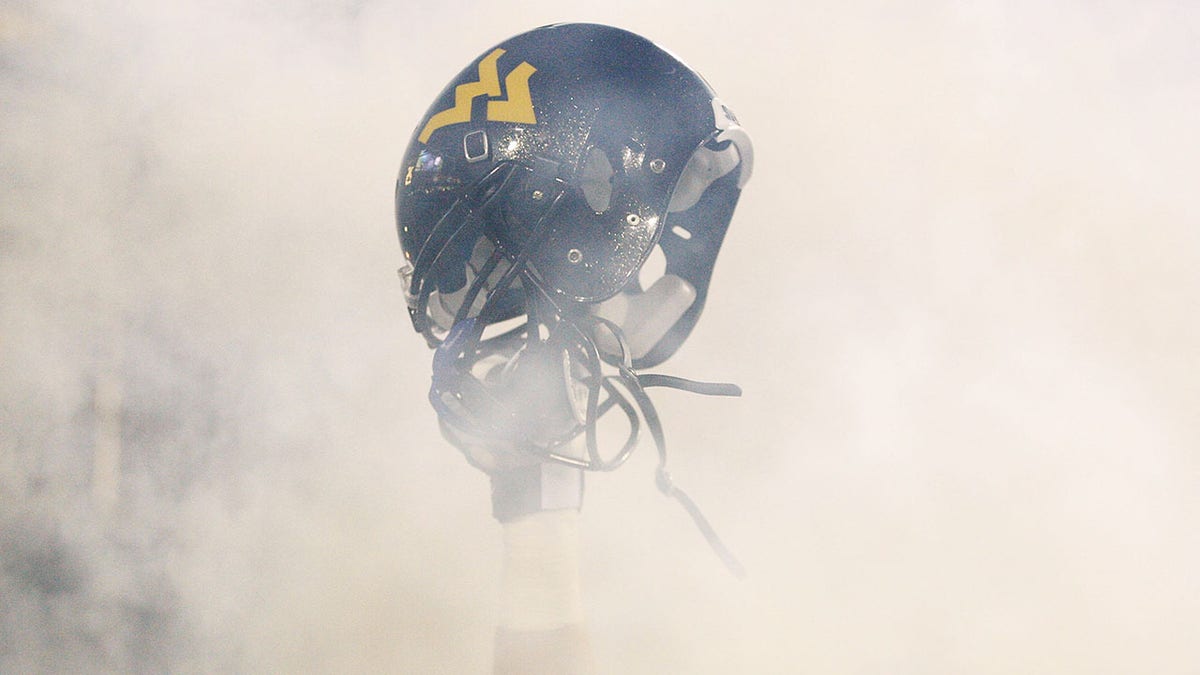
[494,509,594,675]
[495,624,592,675]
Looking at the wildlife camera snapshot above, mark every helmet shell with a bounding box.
[397,23,751,366]
[398,23,715,300]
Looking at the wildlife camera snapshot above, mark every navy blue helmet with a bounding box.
[396,22,752,368]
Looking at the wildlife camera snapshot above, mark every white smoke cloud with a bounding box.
[2,0,1198,673]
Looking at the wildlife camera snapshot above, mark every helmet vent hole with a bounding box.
[671,225,693,240]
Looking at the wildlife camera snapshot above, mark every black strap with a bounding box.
[656,467,746,579]
[638,374,742,398]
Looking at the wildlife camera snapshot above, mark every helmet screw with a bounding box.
[649,158,666,174]
[567,248,583,264]
[531,189,545,201]
[625,213,642,226]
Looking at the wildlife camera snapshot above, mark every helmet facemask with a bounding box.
[400,136,751,466]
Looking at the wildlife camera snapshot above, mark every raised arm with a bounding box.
[494,508,593,675]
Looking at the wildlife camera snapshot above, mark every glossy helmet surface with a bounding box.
[395,22,752,369]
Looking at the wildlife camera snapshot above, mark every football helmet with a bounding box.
[395,23,752,575]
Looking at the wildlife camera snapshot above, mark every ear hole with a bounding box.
[638,243,667,290]
[579,145,614,213]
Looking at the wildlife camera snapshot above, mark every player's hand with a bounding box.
[431,328,587,521]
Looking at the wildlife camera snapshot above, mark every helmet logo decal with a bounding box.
[417,48,537,144]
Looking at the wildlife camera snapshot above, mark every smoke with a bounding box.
[2,0,1198,673]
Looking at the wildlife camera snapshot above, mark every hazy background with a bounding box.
[2,0,1198,672]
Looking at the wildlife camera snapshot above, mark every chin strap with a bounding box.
[639,374,741,397]
[636,373,744,577]
[580,315,745,579]
[656,467,747,579]
[623,365,747,580]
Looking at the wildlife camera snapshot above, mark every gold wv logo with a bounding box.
[418,49,537,144]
